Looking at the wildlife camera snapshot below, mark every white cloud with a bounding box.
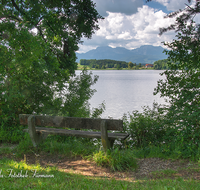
[154,0,193,11]
[78,5,176,53]
[118,31,133,40]
[92,0,143,16]
[154,0,169,7]
[194,14,200,24]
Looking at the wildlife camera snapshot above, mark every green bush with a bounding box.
[0,120,25,143]
[123,103,167,148]
[122,101,200,160]
[0,68,105,144]
[153,21,200,160]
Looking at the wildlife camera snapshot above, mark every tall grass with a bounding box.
[92,148,137,171]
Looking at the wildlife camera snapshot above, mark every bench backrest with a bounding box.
[19,114,123,131]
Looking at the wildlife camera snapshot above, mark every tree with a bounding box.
[151,1,200,156]
[116,64,122,70]
[153,59,168,70]
[0,1,103,129]
[1,0,102,73]
[154,22,200,129]
[158,1,200,35]
[55,68,102,118]
[101,65,106,69]
[128,61,134,69]
[147,0,200,34]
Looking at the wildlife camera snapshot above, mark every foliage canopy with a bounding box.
[0,0,103,134]
[0,0,102,73]
[151,1,200,157]
[155,21,200,132]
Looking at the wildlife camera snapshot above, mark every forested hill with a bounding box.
[76,45,167,63]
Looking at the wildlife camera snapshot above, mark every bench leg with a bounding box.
[28,115,48,147]
[100,120,111,152]
[109,139,115,148]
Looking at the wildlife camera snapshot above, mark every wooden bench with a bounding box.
[19,114,129,151]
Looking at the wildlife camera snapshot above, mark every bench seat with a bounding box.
[19,114,129,151]
[23,127,129,140]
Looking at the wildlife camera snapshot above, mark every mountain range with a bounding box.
[76,45,168,64]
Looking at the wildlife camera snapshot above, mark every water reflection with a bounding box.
[76,70,167,119]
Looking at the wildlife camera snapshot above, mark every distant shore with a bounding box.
[77,64,154,70]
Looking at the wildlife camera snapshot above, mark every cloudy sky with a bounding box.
[77,0,196,53]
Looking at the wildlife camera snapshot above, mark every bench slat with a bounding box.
[19,114,123,131]
[23,127,129,140]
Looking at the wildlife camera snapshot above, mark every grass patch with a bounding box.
[0,147,12,155]
[15,134,97,158]
[1,137,200,189]
[151,169,178,178]
[0,143,18,156]
[91,148,137,171]
[14,135,138,171]
[77,64,90,70]
[0,158,200,189]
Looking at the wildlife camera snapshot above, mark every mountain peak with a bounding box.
[76,45,167,63]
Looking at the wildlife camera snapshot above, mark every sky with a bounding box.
[77,0,196,53]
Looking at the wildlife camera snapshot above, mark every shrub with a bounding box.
[0,68,105,144]
[123,103,167,148]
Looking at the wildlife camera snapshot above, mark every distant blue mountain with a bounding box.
[76,45,168,64]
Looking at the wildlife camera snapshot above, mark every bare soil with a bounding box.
[1,144,200,181]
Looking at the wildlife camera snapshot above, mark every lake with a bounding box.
[76,70,167,119]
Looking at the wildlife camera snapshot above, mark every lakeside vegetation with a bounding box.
[1,0,200,189]
[77,59,169,70]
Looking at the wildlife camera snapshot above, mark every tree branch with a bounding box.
[11,0,26,16]
[0,15,22,22]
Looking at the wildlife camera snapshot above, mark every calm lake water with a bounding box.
[76,70,167,119]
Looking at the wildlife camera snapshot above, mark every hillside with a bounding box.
[76,45,168,64]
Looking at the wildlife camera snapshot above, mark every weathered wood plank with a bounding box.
[19,114,123,131]
[23,127,129,140]
[27,115,48,147]
[100,120,111,151]
[28,115,37,147]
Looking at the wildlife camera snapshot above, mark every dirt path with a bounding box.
[25,154,200,181]
[1,144,200,181]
